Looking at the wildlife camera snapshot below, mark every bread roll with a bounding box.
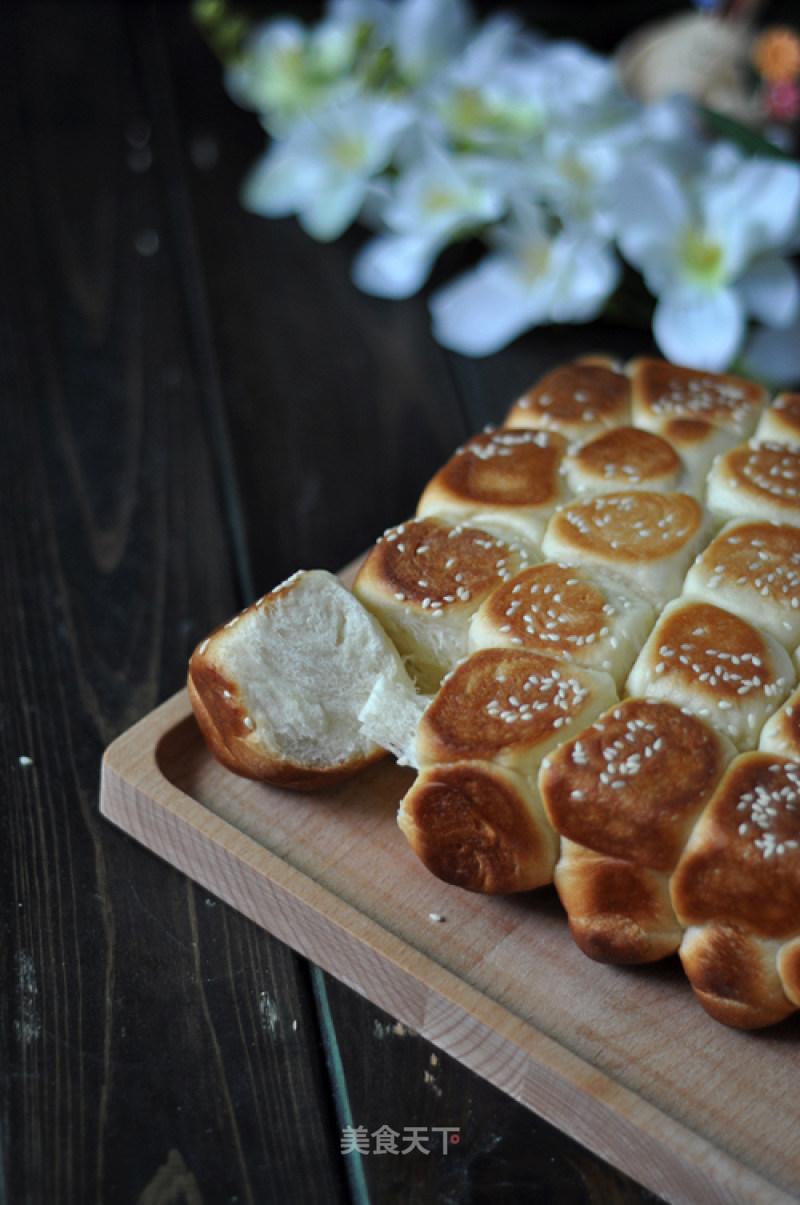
[705,440,800,527]
[414,647,617,780]
[398,760,559,893]
[539,698,734,963]
[671,752,800,1026]
[467,561,654,690]
[416,426,567,551]
[561,425,684,497]
[625,597,795,750]
[628,357,766,439]
[352,516,531,693]
[187,569,414,789]
[541,490,712,607]
[754,391,800,446]
[397,647,616,892]
[504,361,631,440]
[656,417,742,497]
[681,518,800,649]
[758,684,800,760]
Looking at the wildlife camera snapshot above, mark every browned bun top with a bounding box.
[672,753,800,939]
[717,442,800,507]
[505,363,630,432]
[630,358,766,432]
[545,490,704,563]
[540,699,730,872]
[687,519,800,600]
[771,393,800,434]
[360,516,527,608]
[398,761,557,893]
[472,563,616,656]
[641,600,784,704]
[566,425,682,487]
[417,647,604,766]
[417,427,566,511]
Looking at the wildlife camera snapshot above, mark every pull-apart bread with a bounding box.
[538,699,735,964]
[541,490,712,607]
[397,647,616,893]
[416,426,567,552]
[504,360,631,440]
[188,352,800,1028]
[187,569,415,789]
[352,515,531,694]
[671,753,800,1028]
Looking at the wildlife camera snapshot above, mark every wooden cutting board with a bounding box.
[100,687,800,1205]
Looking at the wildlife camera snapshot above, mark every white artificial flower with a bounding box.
[352,138,508,297]
[741,314,800,388]
[612,150,800,370]
[241,96,412,241]
[390,0,472,86]
[429,200,620,355]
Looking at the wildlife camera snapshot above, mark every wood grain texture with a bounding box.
[102,694,800,1205]
[0,4,347,1202]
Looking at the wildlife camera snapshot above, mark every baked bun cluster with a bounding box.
[188,355,800,1029]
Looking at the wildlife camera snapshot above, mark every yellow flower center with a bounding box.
[680,226,725,286]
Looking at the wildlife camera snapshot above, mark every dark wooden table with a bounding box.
[1,2,719,1201]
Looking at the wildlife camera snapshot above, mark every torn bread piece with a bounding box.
[187,569,414,789]
[539,699,735,964]
[353,516,531,694]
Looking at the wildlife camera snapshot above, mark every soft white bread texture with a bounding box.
[671,753,800,1027]
[705,440,800,526]
[758,684,800,760]
[541,490,712,607]
[352,516,531,694]
[467,561,654,690]
[625,597,795,751]
[754,391,800,446]
[504,361,631,440]
[681,518,800,649]
[187,569,415,789]
[416,426,568,552]
[539,698,735,964]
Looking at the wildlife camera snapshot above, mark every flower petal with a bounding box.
[429,257,549,355]
[652,285,745,371]
[737,257,800,329]
[352,232,441,296]
[741,319,800,388]
[300,174,367,240]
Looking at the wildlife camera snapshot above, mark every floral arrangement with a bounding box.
[194,0,800,382]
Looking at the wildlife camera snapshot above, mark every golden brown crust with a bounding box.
[470,563,625,659]
[539,698,731,872]
[505,363,630,436]
[565,426,682,491]
[757,392,800,444]
[354,516,528,612]
[554,842,683,964]
[629,357,766,435]
[186,658,383,789]
[671,753,800,939]
[544,490,705,564]
[397,760,558,893]
[415,647,615,775]
[710,442,800,519]
[417,427,566,513]
[631,599,790,711]
[679,924,796,1029]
